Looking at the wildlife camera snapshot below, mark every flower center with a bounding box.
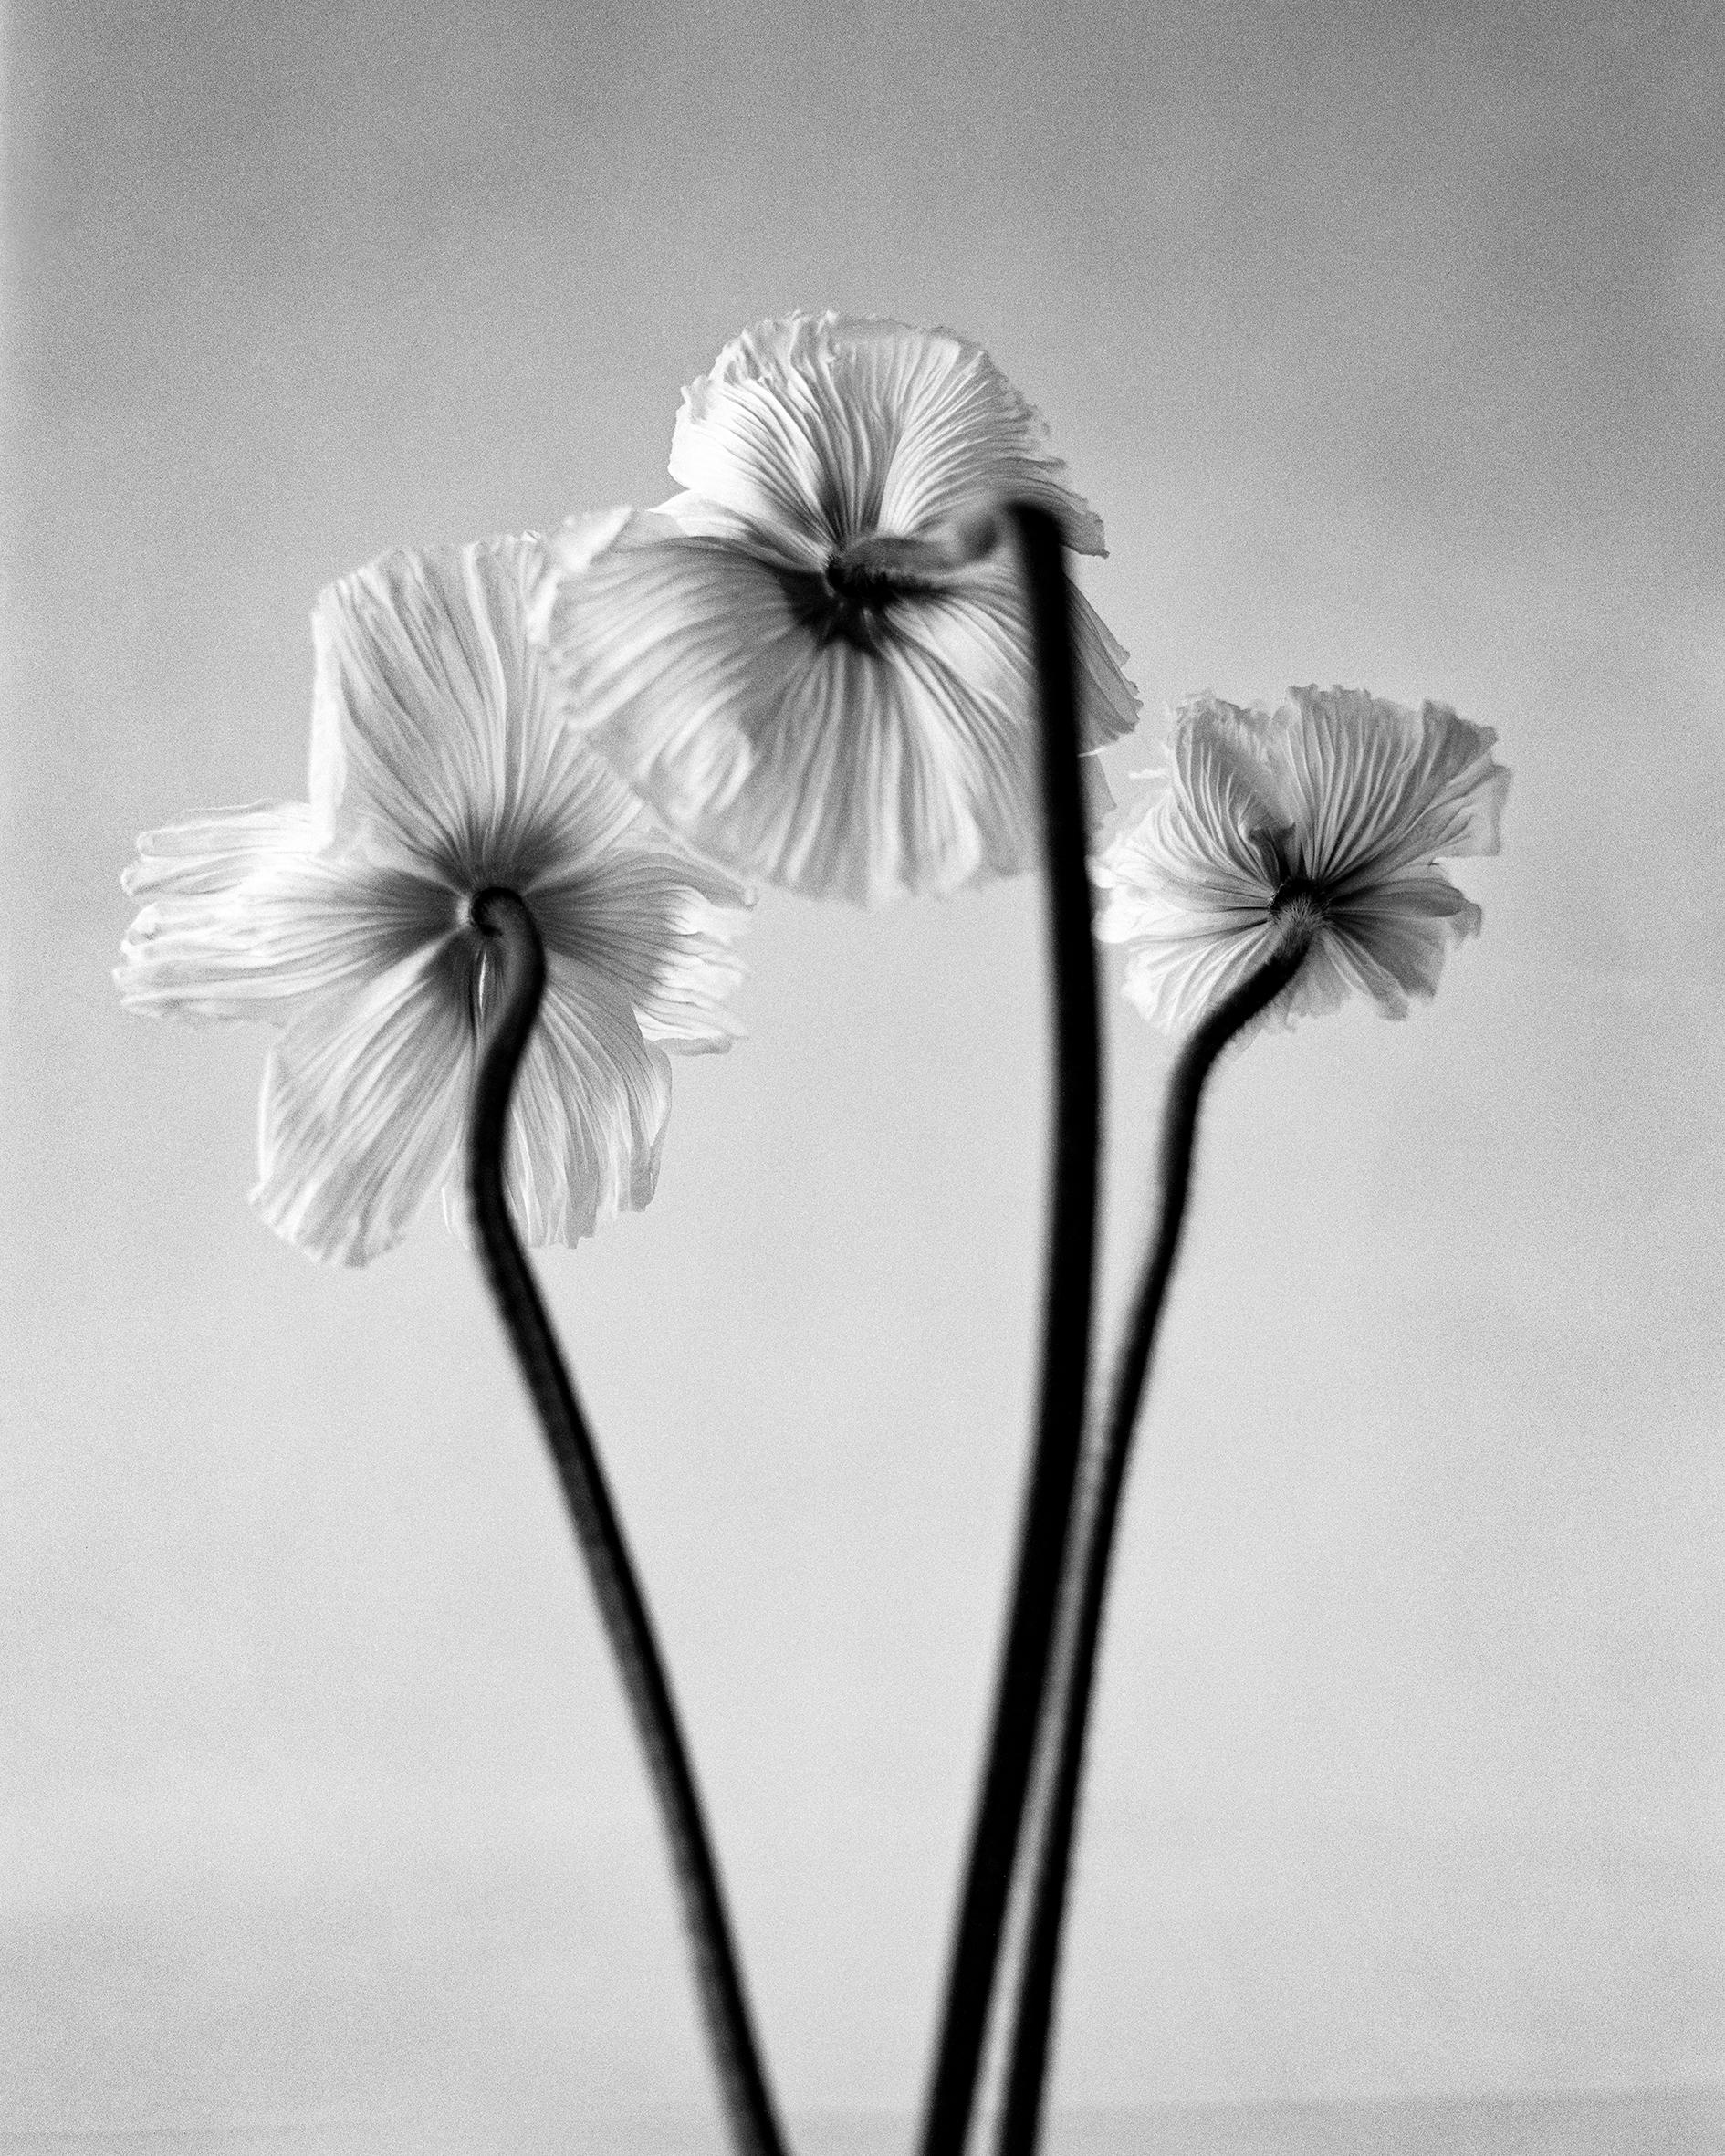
[783,532,954,654]
[1269,874,1327,939]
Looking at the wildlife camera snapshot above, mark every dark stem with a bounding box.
[465,887,789,2156]
[995,926,1316,2156]
[919,504,1102,2156]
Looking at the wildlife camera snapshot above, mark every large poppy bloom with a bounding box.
[117,536,745,1264]
[535,311,1140,905]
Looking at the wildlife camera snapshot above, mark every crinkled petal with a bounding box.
[536,509,792,827]
[252,942,471,1266]
[463,954,674,1249]
[531,852,748,1055]
[1270,687,1511,890]
[1322,866,1484,1018]
[309,534,613,873]
[117,804,448,1024]
[1099,685,1507,1036]
[1119,916,1279,1032]
[120,802,319,900]
[667,311,1108,555]
[536,508,1139,904]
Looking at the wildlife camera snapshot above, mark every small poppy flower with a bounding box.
[118,536,745,1265]
[1094,686,1511,1031]
[535,311,1140,905]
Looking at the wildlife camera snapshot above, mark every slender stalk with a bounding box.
[919,504,1102,2156]
[466,886,789,2156]
[996,913,1318,2156]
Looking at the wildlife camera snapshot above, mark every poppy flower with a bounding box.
[534,311,1139,905]
[1094,686,1511,1031]
[118,536,745,1265]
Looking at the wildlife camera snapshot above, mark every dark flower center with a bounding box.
[780,533,953,654]
[1269,873,1328,935]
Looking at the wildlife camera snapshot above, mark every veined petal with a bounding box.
[117,805,447,1024]
[538,508,1139,904]
[1100,685,1508,1035]
[1271,687,1511,889]
[1324,865,1484,1017]
[493,955,674,1248]
[531,850,748,1055]
[1119,917,1281,1032]
[537,509,798,827]
[120,802,319,900]
[252,941,471,1266]
[308,535,591,874]
[668,312,1109,554]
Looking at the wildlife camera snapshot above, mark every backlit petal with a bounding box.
[1100,686,1508,1035]
[1270,687,1511,890]
[309,535,586,873]
[493,955,674,1247]
[117,805,445,1024]
[538,507,1139,904]
[668,312,1108,553]
[252,942,471,1265]
[531,852,748,1056]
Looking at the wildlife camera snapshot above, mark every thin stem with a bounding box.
[465,886,789,2156]
[996,925,1316,2156]
[919,504,1102,2156]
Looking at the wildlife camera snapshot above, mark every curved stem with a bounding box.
[996,927,1315,2156]
[920,504,1102,2156]
[466,887,789,2156]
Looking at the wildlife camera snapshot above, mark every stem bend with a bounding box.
[466,887,789,2156]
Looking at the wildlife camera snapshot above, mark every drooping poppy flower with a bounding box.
[117,536,746,1265]
[1093,686,1511,1031]
[534,311,1140,905]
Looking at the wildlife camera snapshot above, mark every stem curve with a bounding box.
[466,886,789,2156]
[997,926,1315,2156]
[919,504,1102,2156]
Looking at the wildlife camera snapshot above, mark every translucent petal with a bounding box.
[252,942,471,1266]
[668,311,1108,554]
[1324,866,1484,1018]
[493,955,674,1247]
[308,534,643,878]
[538,508,1139,904]
[1119,917,1281,1032]
[117,805,447,1024]
[1270,687,1511,890]
[1099,685,1508,1035]
[530,852,748,1056]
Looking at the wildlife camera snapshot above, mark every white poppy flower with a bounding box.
[118,536,746,1267]
[1094,686,1510,1031]
[534,311,1141,905]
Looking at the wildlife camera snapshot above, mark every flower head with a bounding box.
[534,311,1140,905]
[1094,686,1510,1031]
[118,536,746,1266]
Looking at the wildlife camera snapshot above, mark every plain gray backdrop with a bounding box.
[4,0,1722,2144]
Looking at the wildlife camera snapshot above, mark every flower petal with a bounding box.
[538,508,1139,904]
[252,942,471,1266]
[487,954,674,1248]
[117,805,447,1024]
[531,852,748,1056]
[667,311,1109,554]
[1098,685,1508,1035]
[1270,687,1511,890]
[309,535,601,874]
[1323,866,1484,1018]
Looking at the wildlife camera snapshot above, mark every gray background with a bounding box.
[4,0,1722,2145]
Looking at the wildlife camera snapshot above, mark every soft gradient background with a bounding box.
[4,0,1722,2148]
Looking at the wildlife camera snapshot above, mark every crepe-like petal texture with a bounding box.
[536,311,1140,905]
[118,536,746,1266]
[1094,686,1510,1032]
